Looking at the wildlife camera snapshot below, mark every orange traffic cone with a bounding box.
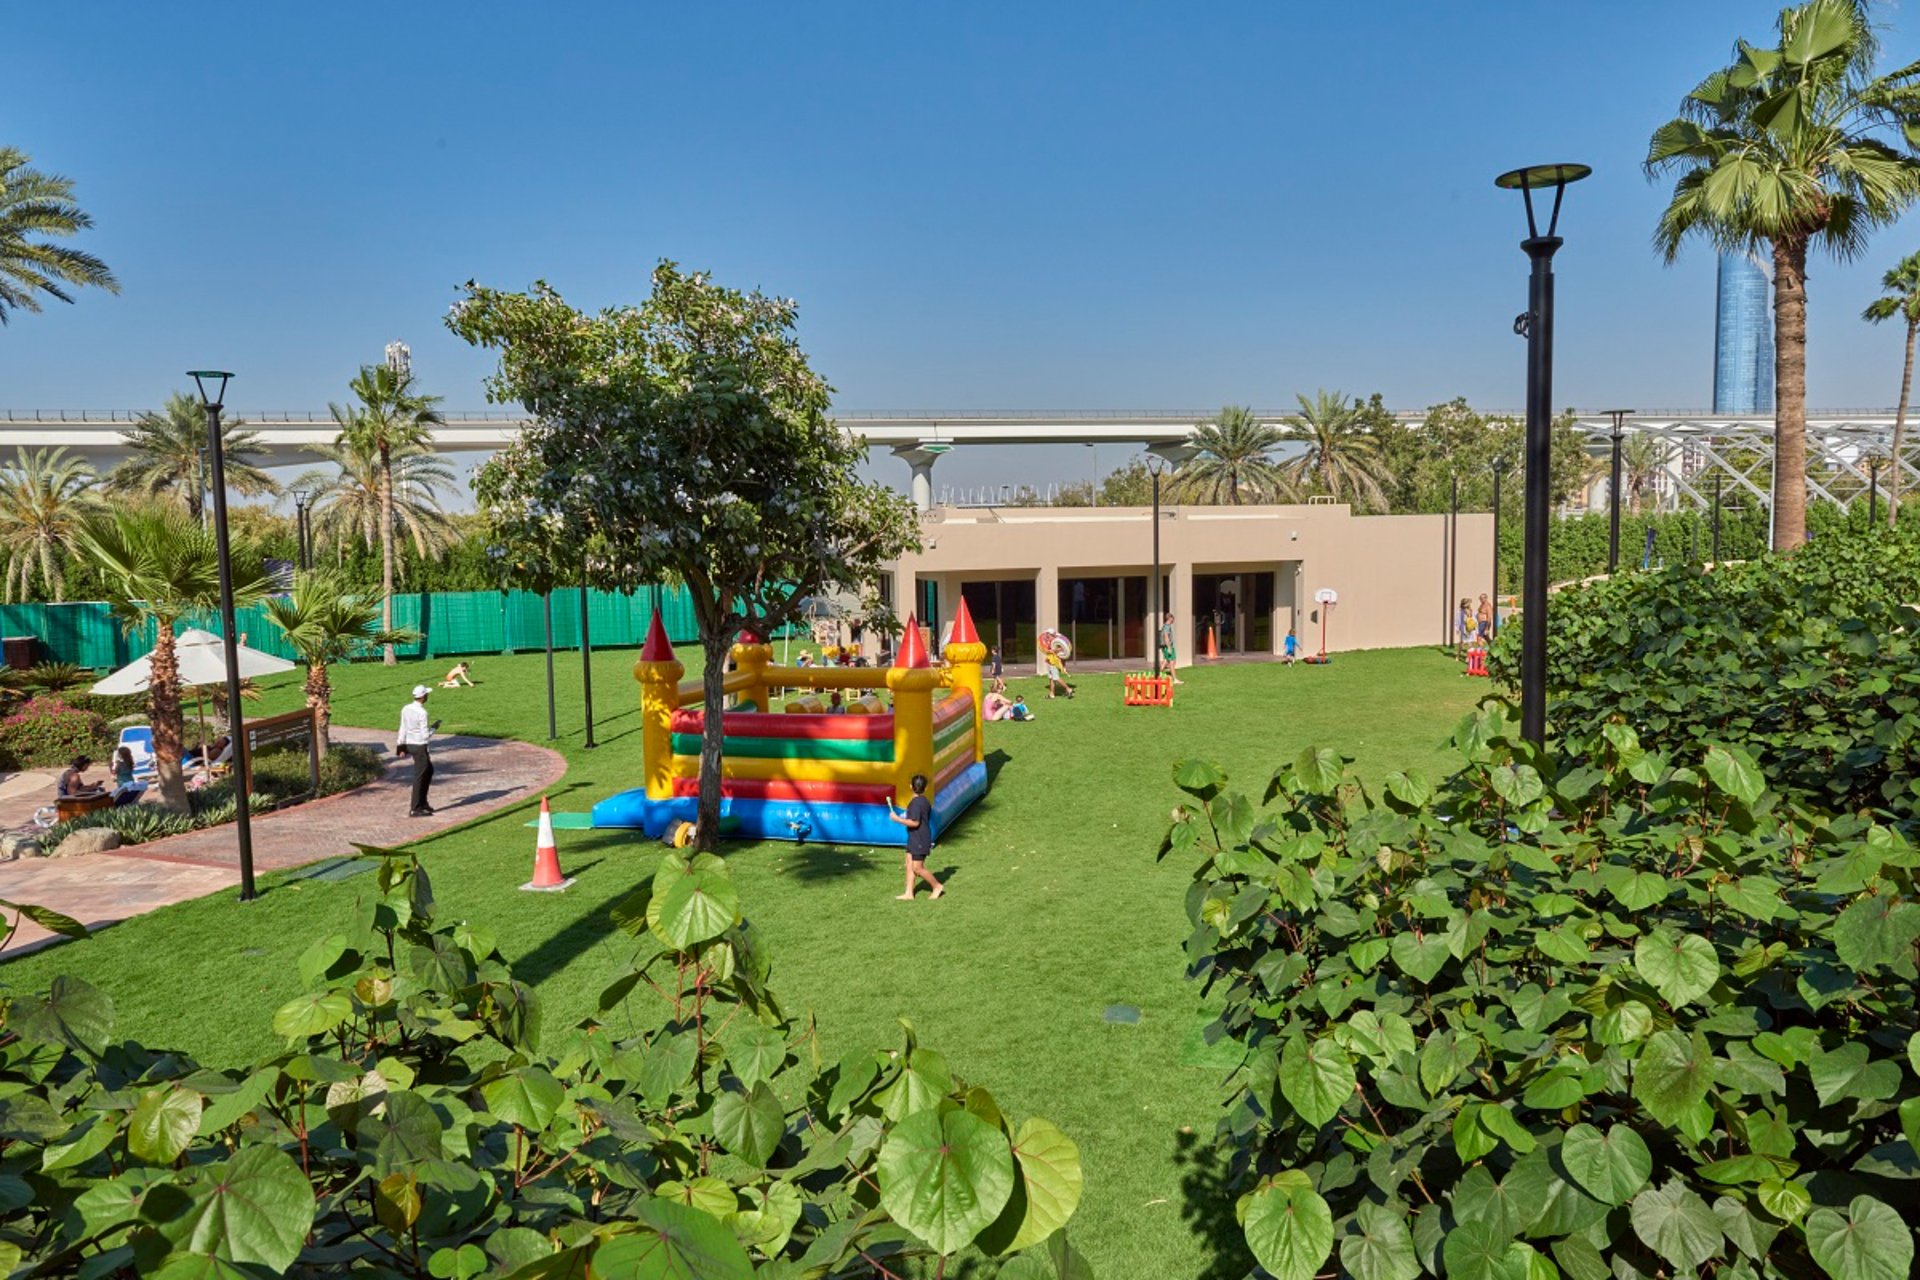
[520,797,574,892]
[1205,626,1219,660]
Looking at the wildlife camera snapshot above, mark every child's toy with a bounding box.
[592,601,991,847]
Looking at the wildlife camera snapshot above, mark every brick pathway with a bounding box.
[0,727,566,956]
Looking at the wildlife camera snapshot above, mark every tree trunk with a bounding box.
[696,633,730,852]
[148,628,190,813]
[307,662,332,756]
[1892,319,1914,527]
[1771,238,1810,552]
[380,444,397,665]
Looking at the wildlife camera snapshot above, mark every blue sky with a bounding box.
[10,2,1920,492]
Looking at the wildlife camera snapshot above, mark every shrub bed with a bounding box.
[1165,706,1917,1280]
[0,697,110,770]
[0,849,1090,1276]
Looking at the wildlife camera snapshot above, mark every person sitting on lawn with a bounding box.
[1007,694,1035,721]
[983,677,1013,721]
[58,756,104,799]
[441,660,476,688]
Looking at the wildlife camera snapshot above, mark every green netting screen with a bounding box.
[0,585,709,670]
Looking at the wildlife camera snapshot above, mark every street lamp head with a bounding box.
[1494,163,1591,241]
[1488,456,1510,475]
[1145,441,1198,475]
[289,488,311,506]
[186,370,234,409]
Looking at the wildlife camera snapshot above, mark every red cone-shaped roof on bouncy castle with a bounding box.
[639,611,675,661]
[949,597,981,646]
[895,614,930,668]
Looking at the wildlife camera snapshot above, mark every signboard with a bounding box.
[242,707,320,796]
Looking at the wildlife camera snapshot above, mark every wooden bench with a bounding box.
[55,792,114,823]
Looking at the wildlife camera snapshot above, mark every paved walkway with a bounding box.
[0,727,567,956]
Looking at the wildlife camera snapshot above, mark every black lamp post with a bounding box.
[1868,456,1883,528]
[188,369,258,902]
[1712,473,1723,563]
[1489,457,1508,634]
[579,571,596,750]
[1496,162,1591,745]
[289,489,312,572]
[1143,445,1194,680]
[1603,409,1633,573]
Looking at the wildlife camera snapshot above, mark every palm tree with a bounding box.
[296,434,457,566]
[107,392,279,520]
[1620,435,1671,514]
[1282,389,1390,511]
[332,365,443,664]
[261,571,418,753]
[76,510,269,813]
[0,148,119,325]
[1863,249,1920,525]
[1177,406,1290,505]
[1647,0,1920,551]
[0,448,102,601]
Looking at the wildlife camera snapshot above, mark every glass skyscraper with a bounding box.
[1714,251,1774,413]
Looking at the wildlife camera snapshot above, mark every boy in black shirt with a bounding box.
[887,773,945,900]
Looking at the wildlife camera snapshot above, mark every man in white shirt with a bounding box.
[396,685,435,816]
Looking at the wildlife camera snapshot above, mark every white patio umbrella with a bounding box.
[91,628,294,696]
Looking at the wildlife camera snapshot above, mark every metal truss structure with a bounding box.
[1565,412,1918,513]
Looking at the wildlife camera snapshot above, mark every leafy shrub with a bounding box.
[1165,704,1917,1280]
[41,804,197,849]
[246,741,383,804]
[21,661,90,694]
[1492,527,1920,817]
[0,848,1091,1277]
[0,696,109,770]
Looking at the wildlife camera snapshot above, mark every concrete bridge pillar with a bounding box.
[892,442,951,513]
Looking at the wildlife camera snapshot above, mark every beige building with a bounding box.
[885,503,1494,665]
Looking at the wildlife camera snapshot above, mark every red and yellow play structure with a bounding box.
[590,602,992,846]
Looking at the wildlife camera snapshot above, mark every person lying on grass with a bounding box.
[886,773,945,901]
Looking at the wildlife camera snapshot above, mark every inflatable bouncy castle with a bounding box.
[590,601,991,847]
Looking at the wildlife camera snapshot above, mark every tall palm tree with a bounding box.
[1177,405,1290,505]
[296,435,457,567]
[76,510,269,813]
[0,448,102,601]
[1620,435,1671,514]
[107,392,278,520]
[332,365,443,664]
[261,571,418,754]
[1647,0,1920,551]
[0,148,119,325]
[1862,249,1920,525]
[1282,389,1390,511]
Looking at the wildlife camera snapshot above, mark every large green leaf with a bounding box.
[711,1082,784,1169]
[270,991,352,1040]
[11,975,114,1056]
[1294,747,1344,795]
[1440,1221,1531,1280]
[877,1047,953,1122]
[652,870,741,949]
[1242,1178,1334,1280]
[1831,892,1920,973]
[1279,1034,1354,1129]
[978,1116,1084,1255]
[482,1067,566,1131]
[1338,1201,1419,1280]
[1419,1029,1479,1095]
[1808,1042,1901,1107]
[877,1105,1016,1254]
[1632,928,1720,1007]
[590,1198,753,1279]
[128,1087,204,1166]
[163,1144,315,1272]
[1804,1195,1913,1280]
[1629,1180,1722,1272]
[1633,1030,1714,1126]
[634,1032,698,1107]
[369,1091,445,1174]
[1389,932,1451,984]
[1702,743,1765,803]
[1560,1123,1652,1205]
[723,1023,786,1090]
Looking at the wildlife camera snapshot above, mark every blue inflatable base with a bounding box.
[590,761,989,848]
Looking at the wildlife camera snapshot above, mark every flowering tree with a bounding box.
[451,262,920,847]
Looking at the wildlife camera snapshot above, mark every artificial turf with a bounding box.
[0,643,1485,1277]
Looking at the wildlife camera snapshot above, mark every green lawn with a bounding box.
[1,644,1482,1277]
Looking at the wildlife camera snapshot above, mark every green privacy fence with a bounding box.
[0,587,707,671]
